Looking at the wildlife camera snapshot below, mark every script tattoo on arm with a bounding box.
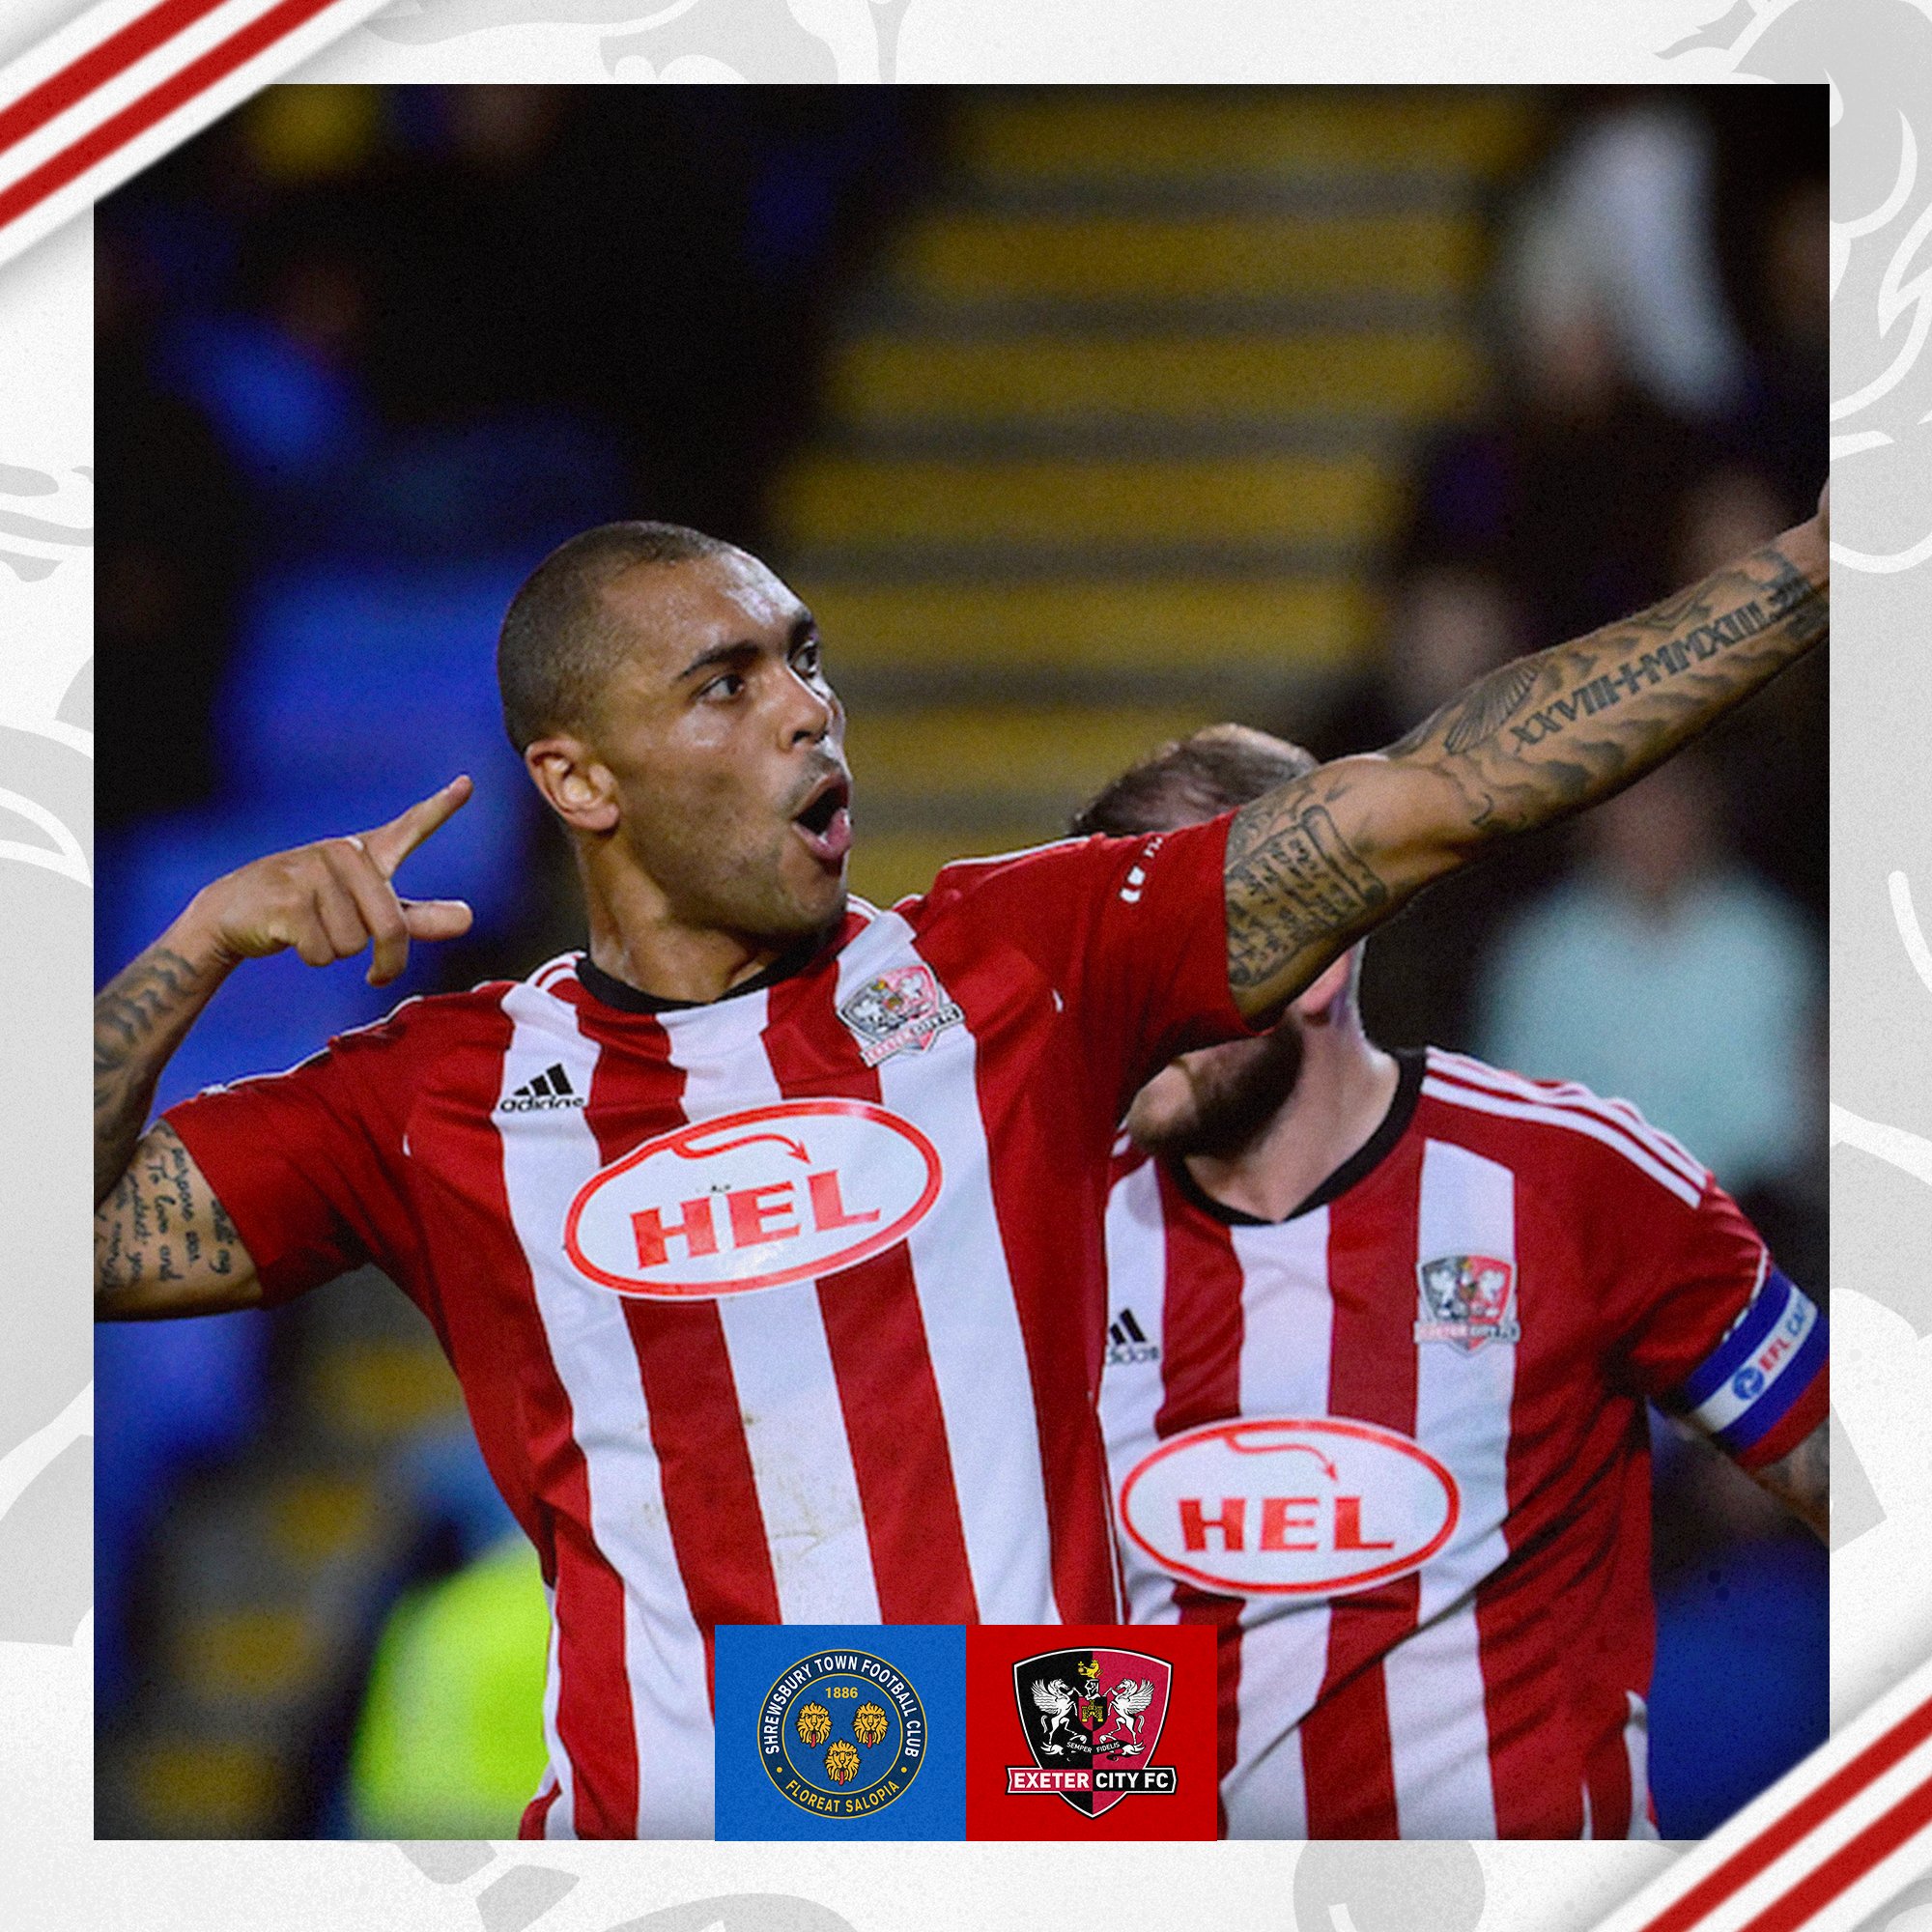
[94,945,209,1206]
[1225,785,1388,995]
[95,1122,258,1318]
[1224,529,1828,1017]
[94,935,262,1316]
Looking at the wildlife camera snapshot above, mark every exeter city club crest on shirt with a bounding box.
[837,964,963,1066]
[1414,1252,1521,1351]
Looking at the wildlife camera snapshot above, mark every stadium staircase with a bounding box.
[97,1272,475,1836]
[97,87,1538,1838]
[771,88,1538,905]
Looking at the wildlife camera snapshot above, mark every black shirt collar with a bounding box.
[1169,1046,1427,1227]
[575,930,833,1015]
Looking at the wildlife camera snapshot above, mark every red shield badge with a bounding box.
[1008,1645,1176,1818]
[1414,1253,1520,1351]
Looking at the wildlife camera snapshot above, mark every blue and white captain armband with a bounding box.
[1666,1267,1828,1471]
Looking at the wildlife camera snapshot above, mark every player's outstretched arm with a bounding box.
[1223,493,1829,1018]
[1751,1419,1828,1542]
[94,778,474,1320]
[96,1122,264,1319]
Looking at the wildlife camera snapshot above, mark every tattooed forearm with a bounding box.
[95,1122,256,1318]
[1392,658,1540,758]
[1490,559,1825,759]
[1223,519,1827,1015]
[1391,538,1827,842]
[1226,797,1388,992]
[94,940,226,1206]
[94,924,258,1314]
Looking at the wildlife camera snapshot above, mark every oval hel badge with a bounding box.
[1117,1415,1461,1598]
[564,1098,943,1298]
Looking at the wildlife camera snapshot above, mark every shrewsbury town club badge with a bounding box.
[760,1648,926,1818]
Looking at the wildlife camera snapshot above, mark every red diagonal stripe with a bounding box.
[1734,1769,1932,1932]
[0,0,233,156]
[0,0,343,233]
[1640,1696,1932,1932]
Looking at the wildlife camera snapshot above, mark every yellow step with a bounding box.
[175,1605,319,1702]
[774,453,1396,550]
[846,703,1223,808]
[892,210,1484,304]
[311,1339,465,1441]
[960,90,1536,185]
[269,1472,378,1568]
[829,330,1480,427]
[806,577,1375,677]
[130,1738,284,1836]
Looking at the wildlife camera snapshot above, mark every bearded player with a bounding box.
[94,495,1830,1837]
[1084,724,1826,1841]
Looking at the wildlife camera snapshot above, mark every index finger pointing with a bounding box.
[358,776,473,880]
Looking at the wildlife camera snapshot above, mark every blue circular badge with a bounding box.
[758,1648,926,1817]
[1732,1365,1766,1400]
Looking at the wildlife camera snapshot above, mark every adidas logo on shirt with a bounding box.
[497,1064,585,1113]
[1106,1307,1159,1367]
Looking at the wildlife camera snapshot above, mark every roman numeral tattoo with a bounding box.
[1224,534,1827,1011]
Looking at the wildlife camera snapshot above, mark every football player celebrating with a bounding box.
[94,497,1829,1837]
[1083,725,1825,1841]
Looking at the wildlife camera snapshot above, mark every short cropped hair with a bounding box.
[1070,723,1317,838]
[497,521,734,752]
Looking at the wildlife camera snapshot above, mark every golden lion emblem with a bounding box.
[853,1702,889,1748]
[795,1702,832,1747]
[824,1737,862,1785]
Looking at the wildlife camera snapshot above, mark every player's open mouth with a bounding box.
[792,774,852,867]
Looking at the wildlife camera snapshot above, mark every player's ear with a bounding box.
[525,735,619,834]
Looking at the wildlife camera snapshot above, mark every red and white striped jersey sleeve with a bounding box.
[1596,1142,1826,1472]
[916,812,1258,1118]
[164,993,476,1309]
[1427,1052,1827,1472]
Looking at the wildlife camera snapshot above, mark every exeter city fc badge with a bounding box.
[837,964,964,1067]
[1008,1647,1177,1817]
[1414,1253,1521,1351]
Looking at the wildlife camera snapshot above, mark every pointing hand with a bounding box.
[184,777,476,986]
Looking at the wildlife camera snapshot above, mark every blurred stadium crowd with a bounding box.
[95,84,1826,1838]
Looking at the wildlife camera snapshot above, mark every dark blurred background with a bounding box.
[94,84,1827,1840]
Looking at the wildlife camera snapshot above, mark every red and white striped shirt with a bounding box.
[167,817,1250,1839]
[1099,1047,1827,1840]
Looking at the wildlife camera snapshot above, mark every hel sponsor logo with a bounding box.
[1009,1647,1176,1818]
[1117,1416,1460,1598]
[758,1647,926,1818]
[1414,1252,1520,1350]
[563,1099,942,1298]
[837,964,963,1066]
